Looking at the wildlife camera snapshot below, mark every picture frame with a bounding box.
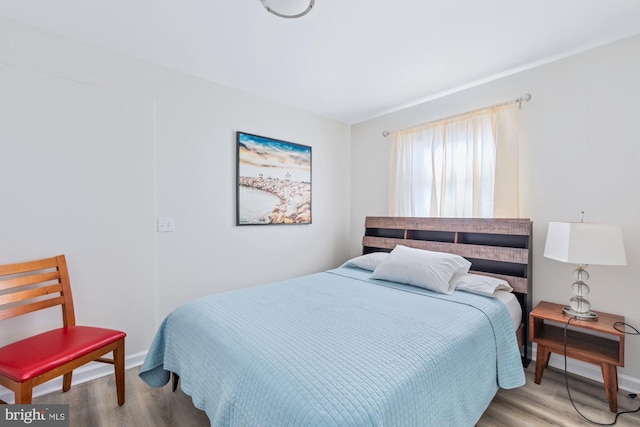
[236,131,312,225]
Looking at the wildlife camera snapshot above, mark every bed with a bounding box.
[140,217,533,426]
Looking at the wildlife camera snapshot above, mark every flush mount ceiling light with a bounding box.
[261,0,315,18]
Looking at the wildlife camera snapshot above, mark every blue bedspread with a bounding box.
[139,267,525,426]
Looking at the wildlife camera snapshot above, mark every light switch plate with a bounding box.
[157,217,175,232]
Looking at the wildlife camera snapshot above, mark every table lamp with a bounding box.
[543,219,627,320]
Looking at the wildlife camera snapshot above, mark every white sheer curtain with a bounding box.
[388,103,520,218]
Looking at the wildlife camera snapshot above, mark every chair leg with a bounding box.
[15,383,33,404]
[63,371,73,392]
[114,338,125,406]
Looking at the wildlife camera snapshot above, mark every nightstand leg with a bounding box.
[534,344,550,384]
[601,363,618,413]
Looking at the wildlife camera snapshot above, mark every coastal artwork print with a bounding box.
[237,131,311,225]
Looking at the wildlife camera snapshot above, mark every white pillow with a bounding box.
[451,273,513,297]
[370,245,471,294]
[340,252,389,271]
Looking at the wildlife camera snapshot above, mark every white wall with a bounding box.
[0,17,351,360]
[0,55,156,353]
[351,35,640,384]
[152,77,352,321]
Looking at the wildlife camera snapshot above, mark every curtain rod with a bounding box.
[381,93,532,137]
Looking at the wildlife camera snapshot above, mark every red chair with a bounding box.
[0,255,126,405]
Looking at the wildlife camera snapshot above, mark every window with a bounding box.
[388,103,520,218]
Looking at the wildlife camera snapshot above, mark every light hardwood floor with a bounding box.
[33,364,640,426]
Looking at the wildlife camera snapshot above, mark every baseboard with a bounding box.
[0,351,147,404]
[532,343,640,394]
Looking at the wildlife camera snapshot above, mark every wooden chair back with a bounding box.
[0,255,76,326]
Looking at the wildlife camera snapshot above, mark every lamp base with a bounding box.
[562,306,598,321]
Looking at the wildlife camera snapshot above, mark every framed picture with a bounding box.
[236,131,312,225]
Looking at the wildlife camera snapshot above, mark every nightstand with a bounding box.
[529,301,625,412]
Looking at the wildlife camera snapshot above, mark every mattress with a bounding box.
[140,266,525,426]
[494,290,522,330]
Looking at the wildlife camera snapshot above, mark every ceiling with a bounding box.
[2,0,640,124]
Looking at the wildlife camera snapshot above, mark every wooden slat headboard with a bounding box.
[362,216,533,366]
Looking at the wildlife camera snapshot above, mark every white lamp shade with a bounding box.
[543,222,627,266]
